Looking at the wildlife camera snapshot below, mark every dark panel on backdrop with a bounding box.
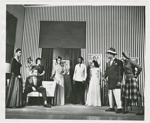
[6,11,17,63]
[39,21,86,48]
[6,11,17,46]
[6,43,14,63]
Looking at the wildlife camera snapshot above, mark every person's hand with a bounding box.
[133,78,138,83]
[102,78,107,85]
[32,87,36,91]
[38,73,41,76]
[18,75,21,78]
[117,82,121,86]
[104,81,108,85]
[102,77,106,81]
[50,76,54,79]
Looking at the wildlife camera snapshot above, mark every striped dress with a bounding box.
[6,58,23,108]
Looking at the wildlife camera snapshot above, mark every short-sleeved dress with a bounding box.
[86,68,101,106]
[6,58,23,108]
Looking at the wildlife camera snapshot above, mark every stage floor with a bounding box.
[6,104,144,120]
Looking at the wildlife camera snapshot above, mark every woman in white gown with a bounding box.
[86,60,101,106]
[51,56,65,105]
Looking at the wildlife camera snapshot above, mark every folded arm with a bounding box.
[130,59,142,77]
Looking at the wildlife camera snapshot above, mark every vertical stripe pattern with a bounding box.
[21,6,145,105]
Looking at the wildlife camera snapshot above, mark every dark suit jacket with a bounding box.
[25,75,42,89]
[104,58,123,89]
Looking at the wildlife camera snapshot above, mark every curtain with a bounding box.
[6,11,17,46]
[41,48,53,81]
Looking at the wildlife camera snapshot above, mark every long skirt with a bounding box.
[121,78,141,101]
[86,76,101,106]
[54,75,64,105]
[6,73,23,108]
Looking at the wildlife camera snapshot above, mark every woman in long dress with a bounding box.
[86,60,101,106]
[51,56,65,105]
[6,48,23,108]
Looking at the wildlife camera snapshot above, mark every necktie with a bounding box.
[110,60,113,66]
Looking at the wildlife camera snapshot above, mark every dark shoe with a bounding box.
[105,108,115,112]
[22,101,26,107]
[44,104,51,108]
[136,112,144,115]
[122,110,128,114]
[116,109,122,113]
[16,105,24,108]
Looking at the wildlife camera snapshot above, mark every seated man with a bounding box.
[23,67,51,108]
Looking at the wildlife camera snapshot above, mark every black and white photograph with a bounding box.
[1,0,150,122]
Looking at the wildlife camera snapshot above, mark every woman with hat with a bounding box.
[121,51,144,115]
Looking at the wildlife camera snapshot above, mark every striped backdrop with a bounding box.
[21,6,145,104]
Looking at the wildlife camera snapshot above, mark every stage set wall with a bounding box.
[6,5,25,50]
[20,6,145,102]
[6,5,25,84]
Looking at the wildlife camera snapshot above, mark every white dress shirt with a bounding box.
[32,76,37,86]
[73,63,87,82]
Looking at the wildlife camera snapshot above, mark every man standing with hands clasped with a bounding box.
[73,56,87,105]
[102,47,123,113]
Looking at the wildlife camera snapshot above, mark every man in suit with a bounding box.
[23,67,51,108]
[102,47,123,113]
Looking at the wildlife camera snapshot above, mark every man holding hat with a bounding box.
[102,47,123,113]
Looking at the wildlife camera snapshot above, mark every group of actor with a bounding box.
[6,49,50,108]
[6,47,144,115]
[102,47,143,115]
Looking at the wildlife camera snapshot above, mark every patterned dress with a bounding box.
[122,59,142,101]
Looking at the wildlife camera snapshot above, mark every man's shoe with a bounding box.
[22,101,26,107]
[44,104,51,108]
[21,103,25,107]
[116,109,122,113]
[105,108,115,112]
[122,110,128,114]
[136,112,144,115]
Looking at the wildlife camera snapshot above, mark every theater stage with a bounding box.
[6,104,144,120]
